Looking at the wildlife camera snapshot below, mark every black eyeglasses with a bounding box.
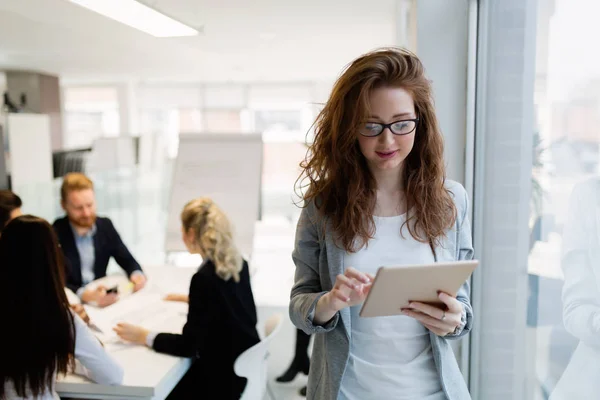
[358,118,419,137]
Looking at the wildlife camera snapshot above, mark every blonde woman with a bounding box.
[114,198,260,399]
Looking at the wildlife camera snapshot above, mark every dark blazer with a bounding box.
[53,216,142,293]
[154,259,260,400]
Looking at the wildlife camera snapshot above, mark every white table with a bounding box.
[57,266,197,400]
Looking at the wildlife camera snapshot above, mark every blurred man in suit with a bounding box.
[54,173,146,307]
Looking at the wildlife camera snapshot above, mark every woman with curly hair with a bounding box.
[114,198,260,399]
[289,47,474,400]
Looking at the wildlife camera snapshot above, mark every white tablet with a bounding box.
[359,260,479,318]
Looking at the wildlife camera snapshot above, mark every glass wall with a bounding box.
[63,87,120,149]
[253,105,315,223]
[527,0,600,399]
[59,83,324,282]
[130,83,323,224]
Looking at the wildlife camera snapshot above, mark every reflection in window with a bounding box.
[528,0,600,399]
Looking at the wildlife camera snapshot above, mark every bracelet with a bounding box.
[452,323,463,336]
[452,305,467,335]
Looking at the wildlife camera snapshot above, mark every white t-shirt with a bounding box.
[338,214,445,400]
[2,312,123,399]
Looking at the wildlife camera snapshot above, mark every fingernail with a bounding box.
[408,302,414,307]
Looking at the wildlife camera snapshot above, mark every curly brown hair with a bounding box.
[297,47,456,252]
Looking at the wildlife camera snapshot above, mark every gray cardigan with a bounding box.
[289,179,474,400]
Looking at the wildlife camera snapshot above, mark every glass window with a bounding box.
[251,105,315,222]
[255,110,303,133]
[261,141,307,222]
[63,87,120,149]
[202,110,242,133]
[138,109,178,159]
[178,108,202,133]
[528,1,600,398]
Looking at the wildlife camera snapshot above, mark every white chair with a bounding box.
[234,313,283,400]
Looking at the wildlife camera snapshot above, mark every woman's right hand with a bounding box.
[314,267,373,325]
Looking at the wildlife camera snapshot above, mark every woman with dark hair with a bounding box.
[0,191,91,325]
[289,48,474,399]
[0,215,123,400]
[0,190,22,232]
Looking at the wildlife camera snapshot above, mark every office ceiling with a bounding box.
[0,0,397,83]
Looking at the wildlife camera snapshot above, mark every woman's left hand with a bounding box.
[401,292,463,337]
[113,322,149,345]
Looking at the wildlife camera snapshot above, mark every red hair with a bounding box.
[297,47,456,252]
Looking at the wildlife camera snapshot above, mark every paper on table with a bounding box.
[85,287,187,345]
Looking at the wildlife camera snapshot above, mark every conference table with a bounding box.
[56,266,197,400]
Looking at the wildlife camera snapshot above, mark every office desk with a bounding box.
[57,266,197,400]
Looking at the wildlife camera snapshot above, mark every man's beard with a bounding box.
[69,215,96,229]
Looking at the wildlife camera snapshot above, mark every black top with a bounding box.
[53,216,142,293]
[153,259,260,399]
